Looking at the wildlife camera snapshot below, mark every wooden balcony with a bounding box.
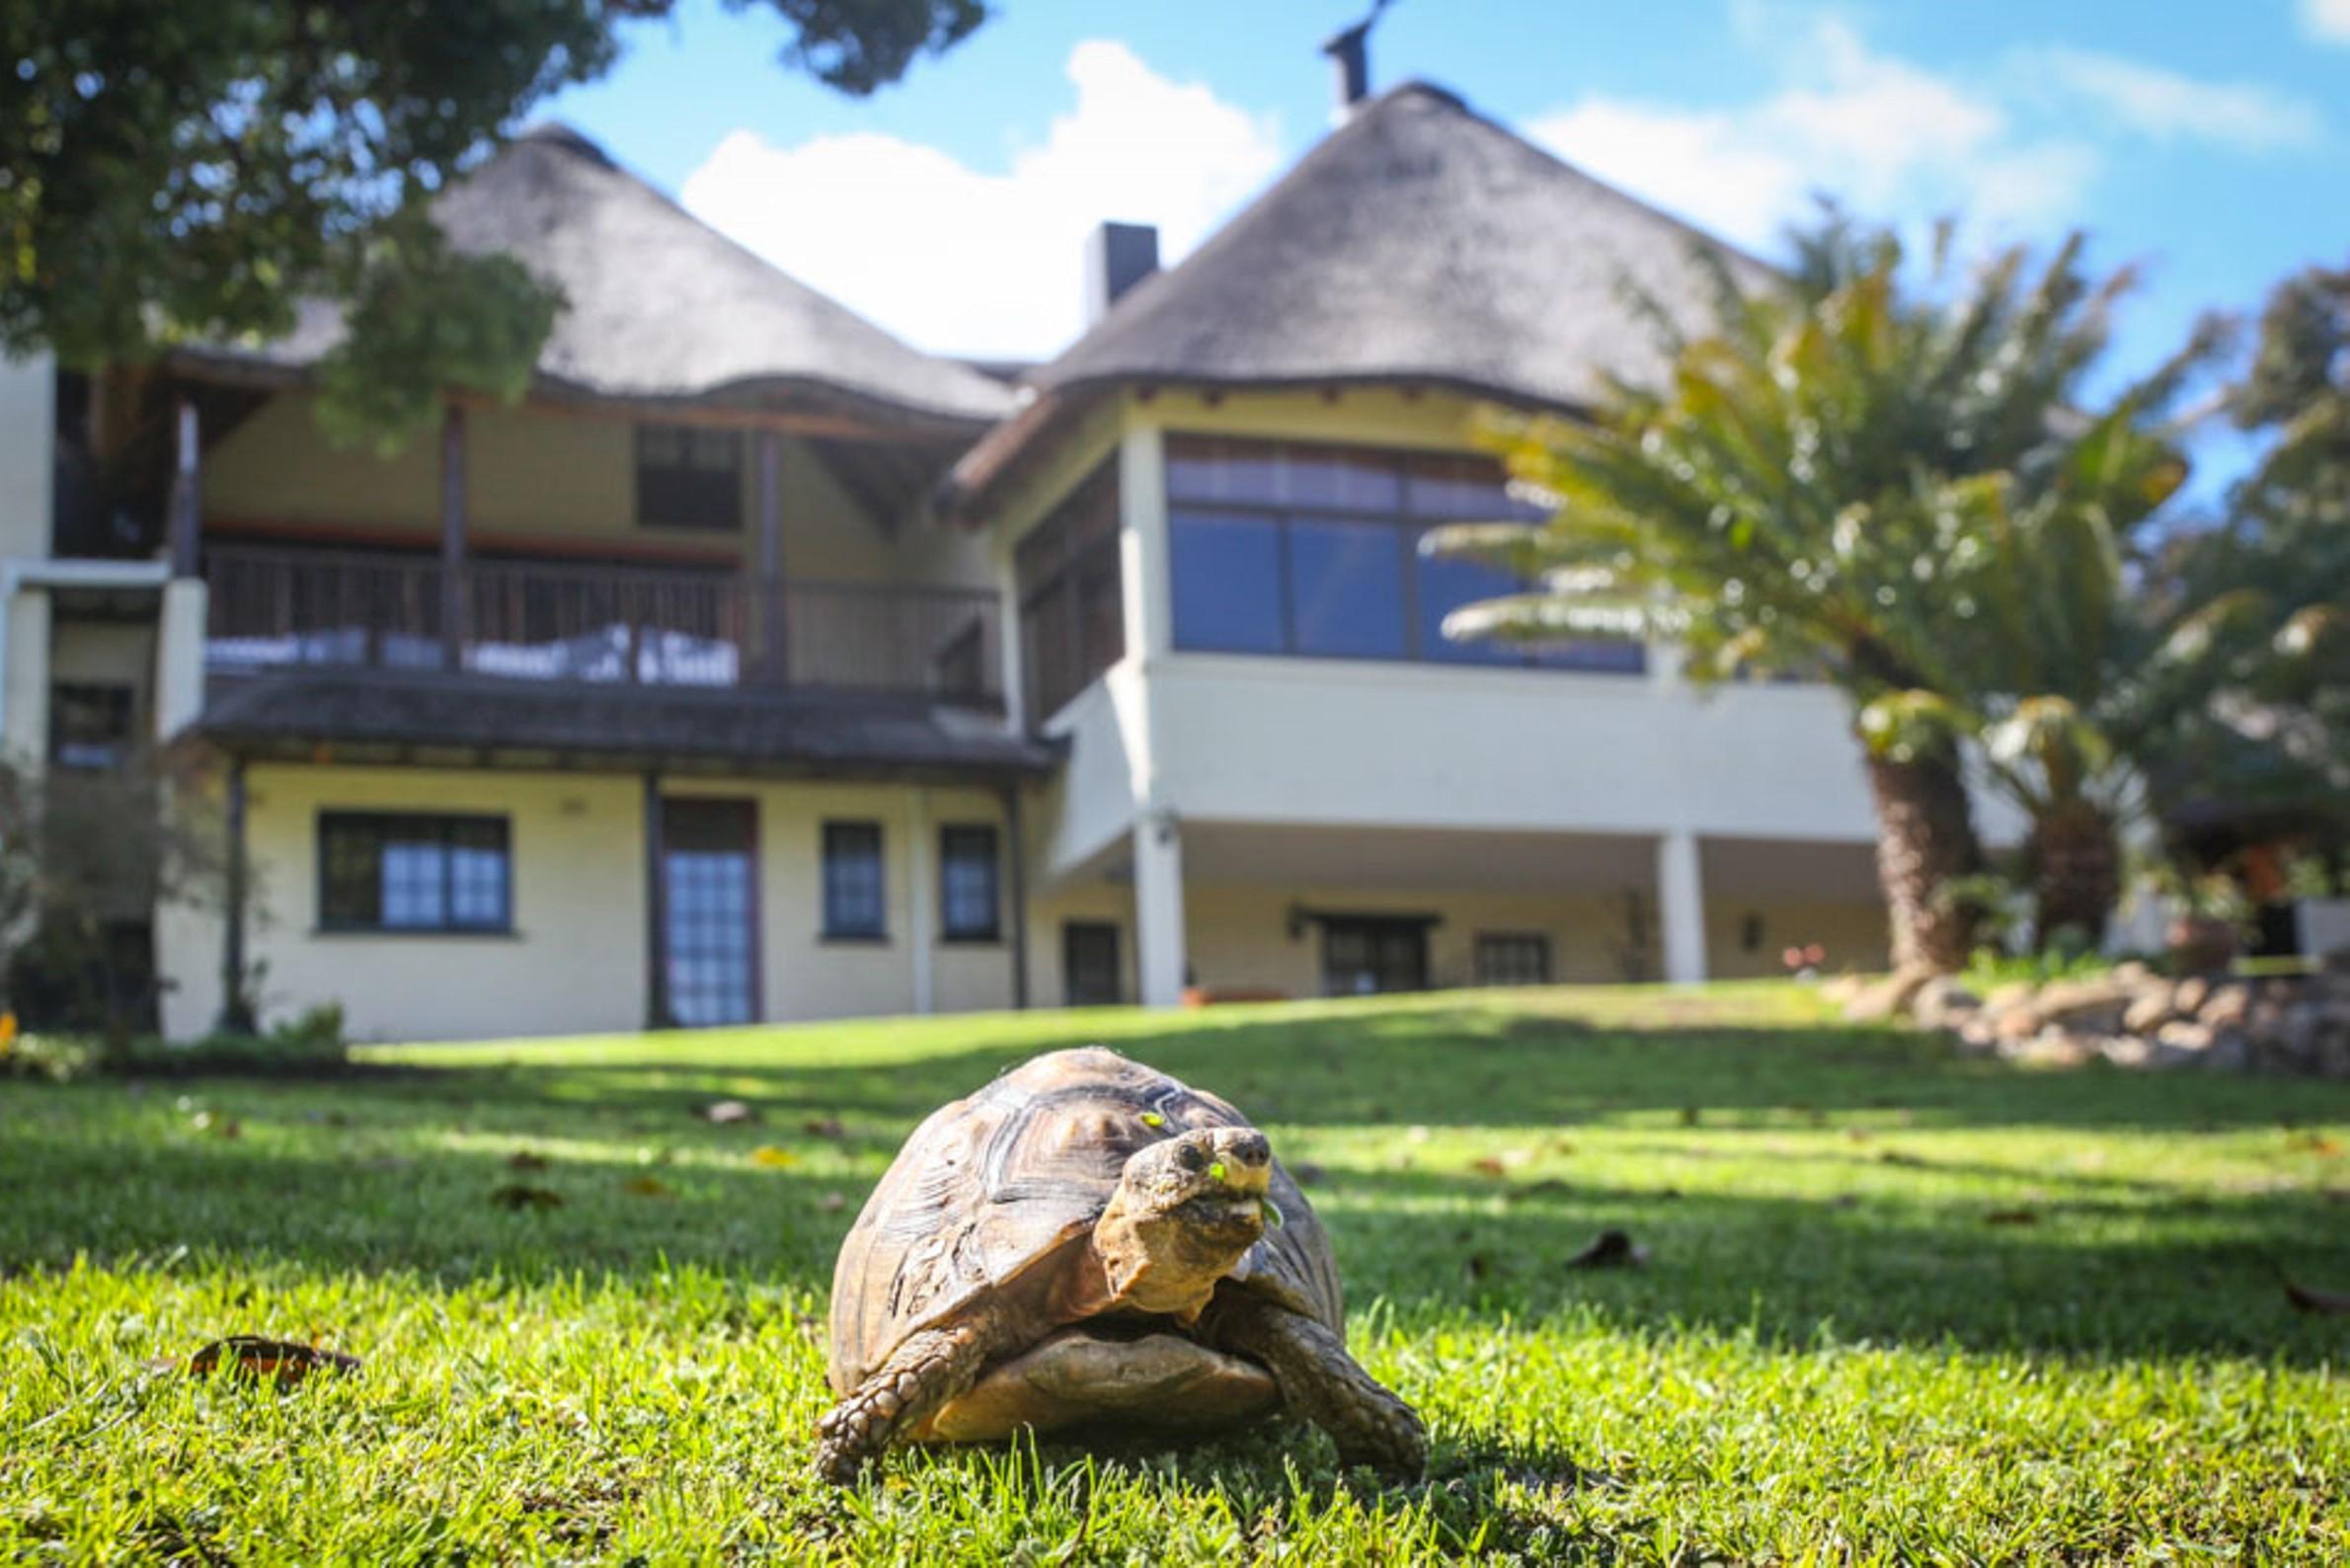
[203,544,1003,706]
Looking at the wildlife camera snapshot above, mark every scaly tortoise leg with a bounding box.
[1207,1295,1427,1483]
[816,1312,1015,1484]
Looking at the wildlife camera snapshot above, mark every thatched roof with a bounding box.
[951,81,1771,509]
[196,671,1058,780]
[174,124,1016,432]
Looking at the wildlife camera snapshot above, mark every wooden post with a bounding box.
[755,429,788,685]
[1000,783,1030,1010]
[216,756,257,1035]
[439,405,468,670]
[169,396,201,578]
[644,772,672,1029]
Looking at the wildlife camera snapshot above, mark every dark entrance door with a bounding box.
[1320,916,1431,996]
[1062,920,1122,1006]
[662,798,759,1026]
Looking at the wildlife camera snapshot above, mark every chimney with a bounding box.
[1084,221,1159,325]
[1321,21,1371,111]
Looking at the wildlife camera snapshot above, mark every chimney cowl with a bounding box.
[1321,21,1371,111]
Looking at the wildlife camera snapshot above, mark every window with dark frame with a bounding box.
[635,424,744,531]
[939,824,1001,942]
[49,683,135,770]
[1016,459,1125,720]
[1474,931,1553,986]
[1164,436,1647,673]
[319,813,511,933]
[822,822,887,940]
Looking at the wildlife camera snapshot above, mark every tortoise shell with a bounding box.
[827,1047,1341,1395]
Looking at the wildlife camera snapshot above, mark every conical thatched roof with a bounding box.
[177,123,1015,431]
[1045,81,1769,405]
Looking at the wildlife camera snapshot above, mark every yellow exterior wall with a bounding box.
[157,764,1023,1042]
[201,393,993,590]
[1703,899,1891,980]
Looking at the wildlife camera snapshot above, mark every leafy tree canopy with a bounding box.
[2,0,988,443]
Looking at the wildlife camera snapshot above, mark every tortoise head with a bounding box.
[1091,1126,1275,1316]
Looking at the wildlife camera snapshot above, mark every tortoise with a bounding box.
[818,1046,1425,1483]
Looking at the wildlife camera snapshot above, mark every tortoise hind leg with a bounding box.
[1206,1295,1427,1483]
[816,1311,1017,1484]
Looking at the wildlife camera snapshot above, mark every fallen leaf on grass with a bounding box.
[699,1100,759,1126]
[749,1145,801,1169]
[490,1183,564,1212]
[1878,1150,1927,1168]
[1984,1209,2040,1226]
[507,1151,550,1172]
[1469,1156,1508,1178]
[187,1336,361,1386]
[2282,1277,2350,1315]
[804,1117,846,1140]
[619,1176,673,1199]
[2287,1133,2343,1158]
[1565,1229,1648,1270]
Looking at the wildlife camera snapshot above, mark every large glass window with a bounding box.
[636,424,744,531]
[939,824,1001,942]
[822,821,886,940]
[1017,460,1125,721]
[1164,436,1646,673]
[319,814,510,933]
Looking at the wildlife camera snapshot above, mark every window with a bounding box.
[1165,436,1647,673]
[822,822,887,940]
[636,424,744,531]
[1320,916,1431,995]
[49,683,135,770]
[1062,921,1122,1006]
[1474,932,1553,986]
[1016,460,1125,719]
[939,824,1001,941]
[320,814,510,933]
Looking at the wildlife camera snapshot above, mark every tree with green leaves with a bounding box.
[3,0,988,444]
[1429,216,2177,972]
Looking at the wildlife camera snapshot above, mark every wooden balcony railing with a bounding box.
[204,544,1003,705]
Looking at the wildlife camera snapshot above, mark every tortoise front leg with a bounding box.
[816,1312,1014,1484]
[1207,1296,1427,1483]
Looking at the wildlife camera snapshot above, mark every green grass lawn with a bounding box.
[4,983,2348,1563]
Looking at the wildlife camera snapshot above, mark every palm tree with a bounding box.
[1429,216,2155,972]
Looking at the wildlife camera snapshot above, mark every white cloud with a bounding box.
[2031,48,2320,149]
[2306,0,2350,43]
[1528,21,2091,252]
[679,41,1281,358]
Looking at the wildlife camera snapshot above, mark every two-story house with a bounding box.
[5,75,1891,1043]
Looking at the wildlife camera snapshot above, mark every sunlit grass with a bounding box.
[4,984,2346,1562]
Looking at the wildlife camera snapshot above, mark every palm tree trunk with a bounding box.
[1863,749,1984,973]
[2028,799,2119,953]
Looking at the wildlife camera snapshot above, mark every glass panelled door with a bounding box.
[1062,920,1122,1006]
[1320,916,1431,996]
[663,799,759,1026]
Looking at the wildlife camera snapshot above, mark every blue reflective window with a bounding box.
[1415,548,1523,665]
[1290,520,1405,658]
[1170,511,1285,654]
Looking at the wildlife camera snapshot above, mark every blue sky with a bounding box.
[541,0,2350,409]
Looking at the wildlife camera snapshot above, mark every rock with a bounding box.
[2098,1036,2154,1068]
[1913,977,1983,1030]
[2111,960,2155,988]
[1843,968,1935,1024]
[1985,982,2039,1015]
[2206,1028,2251,1073]
[1955,1015,2001,1054]
[2033,978,2133,1035]
[1994,1006,2045,1043]
[2122,987,2178,1036]
[2011,1027,2095,1068]
[2199,983,2253,1030]
[1818,975,1867,1008]
[2171,976,2213,1017]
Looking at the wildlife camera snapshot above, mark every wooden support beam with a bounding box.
[754,429,789,684]
[169,396,201,578]
[1001,783,1030,1010]
[216,757,257,1034]
[439,405,468,671]
[644,772,673,1030]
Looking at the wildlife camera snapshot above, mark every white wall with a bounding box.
[0,353,52,562]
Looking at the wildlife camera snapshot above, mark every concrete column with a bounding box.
[3,587,49,773]
[154,579,208,744]
[907,787,935,1014]
[1658,829,1708,985]
[1134,812,1187,1008]
[1117,421,1171,664]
